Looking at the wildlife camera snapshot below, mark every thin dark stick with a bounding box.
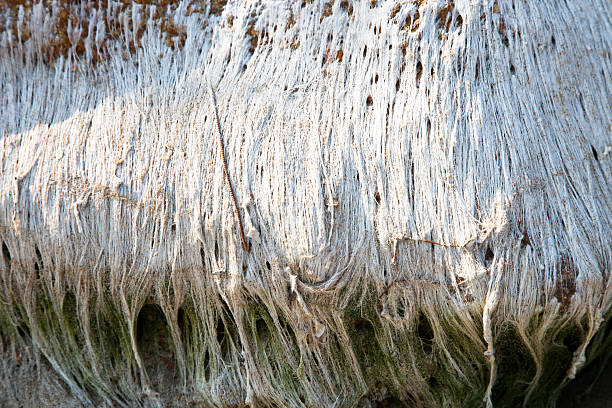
[207,79,249,252]
[415,238,460,248]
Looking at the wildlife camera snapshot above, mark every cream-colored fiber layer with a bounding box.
[0,1,611,407]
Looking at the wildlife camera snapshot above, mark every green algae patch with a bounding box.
[0,277,608,408]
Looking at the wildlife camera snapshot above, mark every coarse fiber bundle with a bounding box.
[0,0,611,407]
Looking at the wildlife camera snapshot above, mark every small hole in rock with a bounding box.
[395,79,400,91]
[374,191,381,204]
[510,63,515,75]
[366,95,374,106]
[363,45,368,57]
[265,260,271,270]
[374,73,379,83]
[551,35,556,46]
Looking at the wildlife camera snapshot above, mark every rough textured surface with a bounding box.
[0,0,611,407]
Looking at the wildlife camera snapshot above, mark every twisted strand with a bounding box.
[207,79,250,252]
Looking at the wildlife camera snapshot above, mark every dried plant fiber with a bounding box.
[0,0,611,407]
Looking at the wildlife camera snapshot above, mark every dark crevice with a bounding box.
[562,327,583,355]
[135,303,177,382]
[215,296,239,360]
[354,318,375,337]
[591,145,599,161]
[485,246,494,268]
[396,302,406,319]
[417,312,434,354]
[1,241,10,266]
[255,318,269,341]
[200,247,206,267]
[215,314,226,345]
[16,323,29,340]
[34,245,42,279]
[376,396,408,407]
[177,307,185,333]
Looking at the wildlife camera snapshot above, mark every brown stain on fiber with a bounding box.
[401,1,427,33]
[339,0,353,16]
[246,14,270,54]
[390,3,401,19]
[400,1,461,35]
[553,257,577,313]
[320,2,333,23]
[436,1,454,33]
[209,0,227,16]
[0,0,204,68]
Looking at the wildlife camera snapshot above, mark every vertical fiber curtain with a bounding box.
[0,1,610,407]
